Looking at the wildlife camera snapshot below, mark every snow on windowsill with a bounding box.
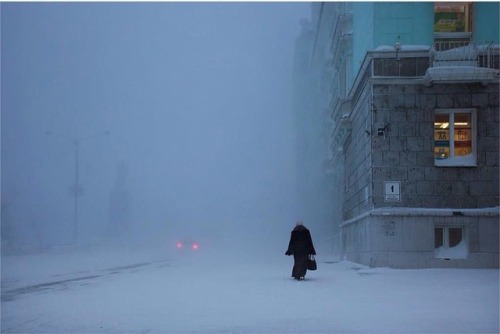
[434,240,468,260]
[435,154,477,167]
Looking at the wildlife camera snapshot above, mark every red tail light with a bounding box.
[176,242,182,248]
[192,243,198,250]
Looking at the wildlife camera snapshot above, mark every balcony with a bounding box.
[365,42,498,85]
[424,41,499,85]
[433,33,472,51]
[432,41,478,67]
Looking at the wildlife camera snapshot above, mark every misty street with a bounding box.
[2,3,306,248]
[2,2,499,334]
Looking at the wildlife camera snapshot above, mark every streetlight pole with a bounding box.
[73,139,80,244]
[46,130,109,244]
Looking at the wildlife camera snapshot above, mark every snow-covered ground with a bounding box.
[1,243,499,334]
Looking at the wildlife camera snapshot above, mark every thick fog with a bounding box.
[1,3,313,254]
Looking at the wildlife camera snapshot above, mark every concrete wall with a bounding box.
[341,209,499,268]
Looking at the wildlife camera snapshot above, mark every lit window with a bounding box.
[434,226,467,259]
[434,2,471,33]
[434,109,476,167]
[433,2,472,51]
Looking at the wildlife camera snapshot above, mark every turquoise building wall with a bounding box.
[350,2,434,93]
[373,2,434,46]
[474,2,500,43]
[351,2,374,91]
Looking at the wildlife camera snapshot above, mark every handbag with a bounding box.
[307,255,317,271]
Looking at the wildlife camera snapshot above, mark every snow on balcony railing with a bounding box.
[431,41,499,69]
[431,42,478,67]
[425,42,499,85]
[477,43,499,69]
[433,39,471,52]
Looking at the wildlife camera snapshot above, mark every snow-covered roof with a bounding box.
[424,66,499,85]
[373,44,499,52]
[373,45,431,52]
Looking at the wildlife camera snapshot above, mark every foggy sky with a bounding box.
[1,3,310,246]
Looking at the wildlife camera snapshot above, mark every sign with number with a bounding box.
[384,181,401,202]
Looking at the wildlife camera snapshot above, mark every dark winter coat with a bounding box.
[286,225,316,256]
[285,224,316,279]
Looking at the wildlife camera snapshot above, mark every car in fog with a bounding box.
[175,238,199,251]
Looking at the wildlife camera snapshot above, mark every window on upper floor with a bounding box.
[434,2,472,33]
[434,109,477,167]
[373,57,429,77]
[434,2,472,51]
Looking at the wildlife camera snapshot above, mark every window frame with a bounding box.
[434,225,468,259]
[433,2,472,34]
[433,2,473,50]
[433,108,477,167]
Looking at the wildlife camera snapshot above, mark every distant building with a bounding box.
[292,18,339,253]
[294,2,499,268]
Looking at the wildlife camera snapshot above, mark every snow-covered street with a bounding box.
[2,3,498,333]
[2,244,498,334]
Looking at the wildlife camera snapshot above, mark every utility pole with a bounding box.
[46,130,109,244]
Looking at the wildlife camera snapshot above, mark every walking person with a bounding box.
[285,221,316,280]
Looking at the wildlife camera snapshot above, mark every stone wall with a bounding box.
[368,82,499,211]
[343,88,373,221]
[340,79,499,268]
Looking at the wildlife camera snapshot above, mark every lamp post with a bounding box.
[46,130,110,244]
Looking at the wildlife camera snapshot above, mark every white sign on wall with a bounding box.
[384,181,401,202]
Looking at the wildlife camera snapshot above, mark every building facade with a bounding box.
[294,2,499,268]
